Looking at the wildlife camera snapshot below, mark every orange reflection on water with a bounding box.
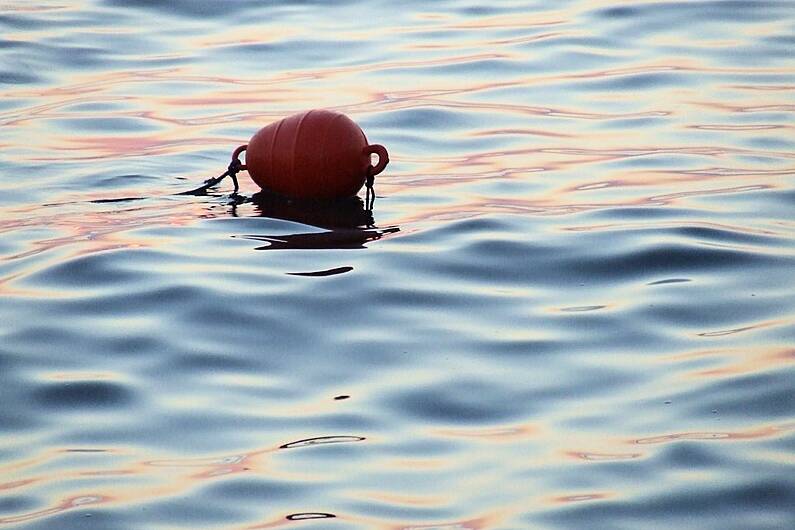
[696,318,788,338]
[0,436,365,526]
[564,450,642,462]
[406,30,571,51]
[665,345,795,380]
[547,491,613,504]
[0,478,39,491]
[448,12,566,30]
[432,423,540,443]
[357,490,449,507]
[631,424,792,445]
[0,495,110,525]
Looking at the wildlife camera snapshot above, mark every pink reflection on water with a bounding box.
[432,423,539,442]
[631,424,792,445]
[0,495,109,525]
[548,492,612,504]
[667,346,795,380]
[565,451,642,462]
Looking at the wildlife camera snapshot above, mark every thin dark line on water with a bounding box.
[279,436,365,449]
[286,512,336,521]
[286,266,354,277]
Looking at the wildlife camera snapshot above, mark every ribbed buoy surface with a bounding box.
[243,109,388,200]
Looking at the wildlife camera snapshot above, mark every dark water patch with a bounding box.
[342,498,455,522]
[383,380,533,423]
[400,57,522,77]
[0,409,39,432]
[0,71,41,85]
[569,243,790,281]
[53,117,162,133]
[591,1,794,27]
[37,44,110,69]
[165,350,263,372]
[595,116,668,130]
[56,284,206,316]
[367,108,481,132]
[32,380,134,410]
[536,478,795,529]
[0,496,37,515]
[218,39,365,69]
[683,371,795,420]
[2,326,113,363]
[658,442,726,469]
[370,284,484,311]
[674,225,791,247]
[577,72,693,91]
[640,299,782,328]
[0,349,15,369]
[577,206,701,222]
[598,6,638,19]
[310,413,381,432]
[24,251,147,290]
[535,365,643,402]
[3,510,131,530]
[202,478,310,501]
[104,0,360,19]
[0,14,40,30]
[470,338,560,358]
[102,0,258,18]
[123,495,238,526]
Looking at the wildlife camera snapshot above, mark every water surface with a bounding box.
[1,1,794,529]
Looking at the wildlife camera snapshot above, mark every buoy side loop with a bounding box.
[225,144,248,193]
[364,144,388,211]
[231,144,247,171]
[365,144,388,178]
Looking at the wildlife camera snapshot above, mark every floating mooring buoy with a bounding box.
[183,110,388,205]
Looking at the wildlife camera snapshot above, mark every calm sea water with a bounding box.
[1,1,794,529]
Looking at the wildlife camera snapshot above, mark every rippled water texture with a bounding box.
[2,1,795,529]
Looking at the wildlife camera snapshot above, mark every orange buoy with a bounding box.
[235,109,388,200]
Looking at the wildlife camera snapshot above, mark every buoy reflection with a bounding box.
[238,191,399,251]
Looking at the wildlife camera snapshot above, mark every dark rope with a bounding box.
[364,170,375,211]
[177,158,243,196]
[178,145,247,196]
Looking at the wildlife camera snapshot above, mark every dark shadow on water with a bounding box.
[286,513,336,521]
[238,191,399,251]
[250,191,374,228]
[286,266,354,277]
